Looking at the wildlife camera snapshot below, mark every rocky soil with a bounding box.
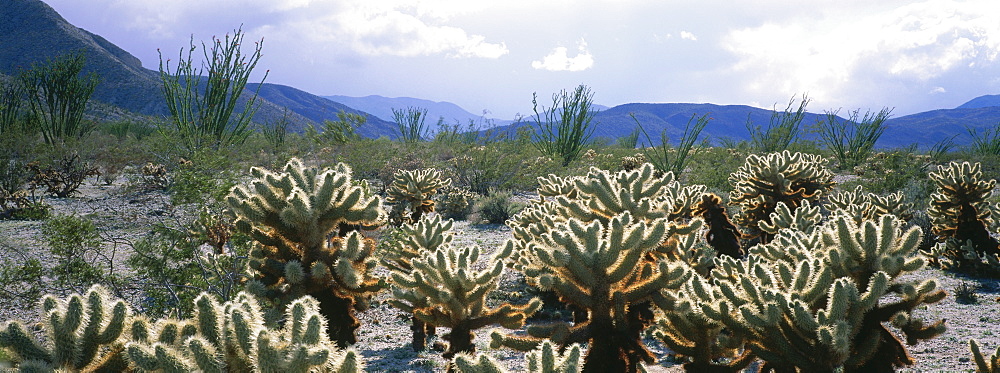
[1,177,997,372]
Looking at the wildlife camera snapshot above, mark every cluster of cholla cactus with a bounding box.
[0,285,131,371]
[383,215,454,351]
[655,206,946,372]
[227,158,387,346]
[453,340,583,373]
[126,292,360,372]
[619,153,646,171]
[386,168,451,225]
[828,185,913,223]
[728,150,835,244]
[924,161,1000,273]
[0,285,361,372]
[497,164,708,372]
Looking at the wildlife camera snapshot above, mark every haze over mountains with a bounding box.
[3,0,1000,148]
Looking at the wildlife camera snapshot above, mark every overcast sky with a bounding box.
[41,0,1000,120]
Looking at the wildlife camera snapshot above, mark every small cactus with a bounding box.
[453,340,583,373]
[926,162,1000,269]
[386,168,451,225]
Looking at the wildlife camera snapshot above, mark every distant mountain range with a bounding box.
[4,0,1000,147]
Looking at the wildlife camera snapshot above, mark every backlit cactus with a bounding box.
[828,185,913,223]
[383,215,454,351]
[926,162,1000,269]
[971,338,1000,373]
[453,340,583,373]
[227,157,387,346]
[728,150,835,244]
[435,185,477,220]
[125,292,361,372]
[0,285,130,372]
[392,244,541,364]
[685,215,946,372]
[386,168,451,225]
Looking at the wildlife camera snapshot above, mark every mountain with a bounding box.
[956,95,1000,109]
[880,106,1000,148]
[0,0,397,137]
[322,95,513,129]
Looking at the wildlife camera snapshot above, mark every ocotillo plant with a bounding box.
[18,51,99,144]
[392,244,541,366]
[383,215,454,351]
[386,168,451,226]
[0,285,131,372]
[126,292,362,372]
[227,158,387,346]
[690,214,946,372]
[453,340,583,373]
[926,162,1000,265]
[728,150,835,244]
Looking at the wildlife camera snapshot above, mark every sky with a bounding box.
[41,0,1000,120]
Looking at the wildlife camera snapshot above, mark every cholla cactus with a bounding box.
[392,244,541,363]
[619,153,646,172]
[927,162,1000,260]
[227,158,387,346]
[126,292,361,372]
[828,185,913,223]
[692,193,743,259]
[758,200,822,237]
[689,215,946,372]
[971,338,1000,373]
[728,150,835,244]
[0,285,131,371]
[453,340,583,373]
[386,168,451,225]
[435,185,477,220]
[383,215,454,351]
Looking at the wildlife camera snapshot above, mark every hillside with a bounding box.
[0,0,397,137]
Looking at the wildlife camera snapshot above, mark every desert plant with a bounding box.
[453,340,583,373]
[385,168,452,226]
[42,214,112,295]
[0,77,25,135]
[927,162,1000,261]
[680,214,946,372]
[633,112,709,176]
[227,158,387,347]
[392,244,541,367]
[619,153,647,172]
[0,285,131,371]
[19,51,99,144]
[449,145,521,195]
[260,107,291,150]
[692,193,744,259]
[393,106,430,143]
[971,339,1000,373]
[306,110,366,145]
[616,127,640,149]
[159,27,266,150]
[728,150,835,244]
[435,185,477,220]
[383,215,454,351]
[474,189,522,225]
[827,185,913,223]
[26,153,99,198]
[968,126,1000,156]
[747,94,810,153]
[817,107,892,169]
[126,292,362,372]
[531,84,598,167]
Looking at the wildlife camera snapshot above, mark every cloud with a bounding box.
[723,0,1000,107]
[531,39,595,71]
[679,31,697,41]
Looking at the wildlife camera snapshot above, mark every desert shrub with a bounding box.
[685,147,747,192]
[747,94,810,153]
[19,51,99,144]
[305,109,365,146]
[26,152,99,198]
[450,145,522,195]
[0,239,45,303]
[530,84,598,167]
[41,214,113,295]
[847,149,933,201]
[435,185,477,220]
[166,150,239,206]
[474,189,522,224]
[634,112,709,176]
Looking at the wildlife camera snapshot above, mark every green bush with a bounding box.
[747,94,809,153]
[19,51,99,144]
[474,189,523,224]
[41,214,110,295]
[530,84,598,167]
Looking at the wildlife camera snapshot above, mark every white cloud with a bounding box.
[723,0,1000,106]
[531,39,595,71]
[679,31,697,41]
[930,86,947,94]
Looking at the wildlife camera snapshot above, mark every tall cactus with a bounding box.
[0,285,130,372]
[392,244,541,365]
[126,292,361,372]
[386,168,451,225]
[227,157,387,346]
[728,150,835,244]
[687,215,946,372]
[383,215,454,351]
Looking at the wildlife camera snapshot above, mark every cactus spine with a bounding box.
[227,158,387,346]
[0,285,130,372]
